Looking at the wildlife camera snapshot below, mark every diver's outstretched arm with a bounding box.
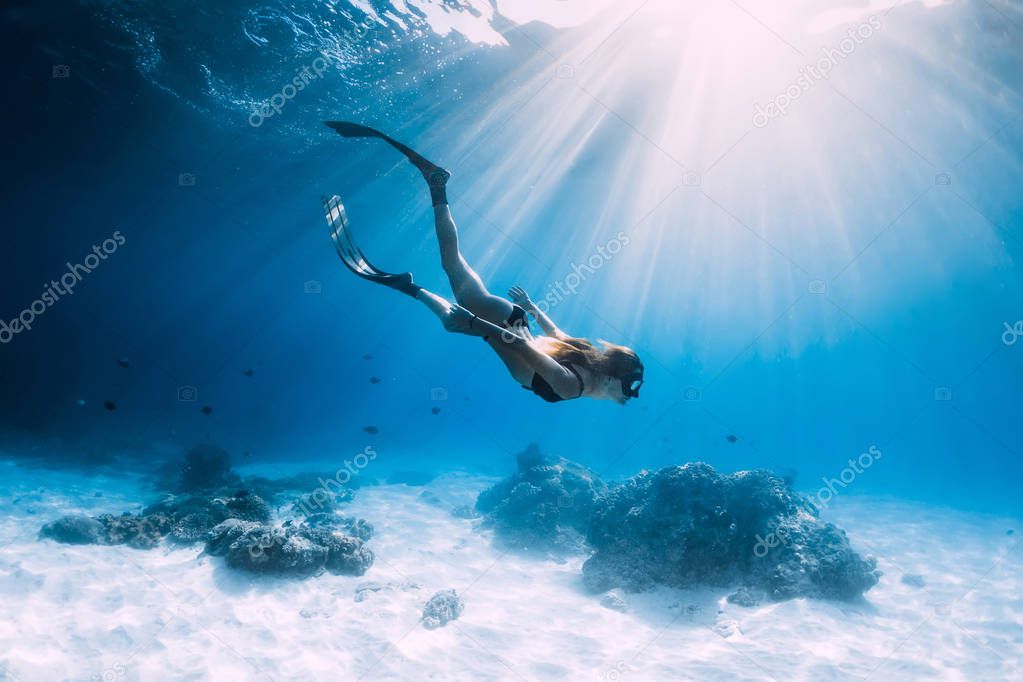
[524,304,567,339]
[508,286,567,339]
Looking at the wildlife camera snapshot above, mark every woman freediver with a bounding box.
[322,122,644,404]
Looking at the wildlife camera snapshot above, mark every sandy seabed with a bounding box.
[0,460,1020,681]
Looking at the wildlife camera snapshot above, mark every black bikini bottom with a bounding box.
[481,304,527,342]
[506,304,527,328]
[524,364,583,403]
[480,305,582,402]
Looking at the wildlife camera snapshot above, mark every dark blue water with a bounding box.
[2,0,1021,513]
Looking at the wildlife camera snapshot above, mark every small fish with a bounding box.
[726,434,738,443]
[104,401,117,411]
[369,376,381,384]
[201,406,213,415]
[363,425,379,434]
[243,369,254,377]
[117,357,131,368]
[362,354,373,360]
[76,399,86,406]
[431,407,441,415]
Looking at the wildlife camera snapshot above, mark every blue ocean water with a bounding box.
[2,2,1023,679]
[4,0,1020,511]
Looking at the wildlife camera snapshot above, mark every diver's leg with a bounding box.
[415,288,516,342]
[483,335,538,387]
[324,194,422,297]
[415,288,456,320]
[325,121,450,205]
[432,204,515,324]
[419,289,534,389]
[418,287,534,384]
[324,122,514,322]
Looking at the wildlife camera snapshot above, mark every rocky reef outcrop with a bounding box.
[160,443,239,494]
[301,512,374,541]
[41,511,174,549]
[205,520,373,578]
[39,442,373,581]
[474,444,607,554]
[156,442,361,506]
[39,514,110,545]
[582,463,880,602]
[473,449,879,603]
[141,489,273,544]
[421,589,464,629]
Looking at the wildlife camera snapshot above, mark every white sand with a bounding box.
[0,460,1019,681]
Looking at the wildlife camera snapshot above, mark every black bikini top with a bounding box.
[524,364,584,403]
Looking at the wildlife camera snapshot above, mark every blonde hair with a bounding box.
[542,336,642,379]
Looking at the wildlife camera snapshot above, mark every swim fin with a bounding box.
[324,121,387,139]
[324,121,450,202]
[322,195,421,298]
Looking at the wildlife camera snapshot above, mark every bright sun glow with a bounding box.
[412,0,995,356]
[439,1,826,333]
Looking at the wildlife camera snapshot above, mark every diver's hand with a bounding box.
[508,286,533,309]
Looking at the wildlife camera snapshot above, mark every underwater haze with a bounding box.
[1,1,1022,680]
